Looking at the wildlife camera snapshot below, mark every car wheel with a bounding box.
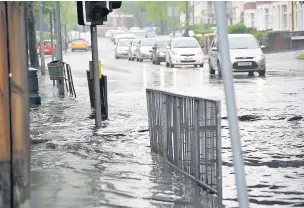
[72,49,74,52]
[259,69,266,76]
[140,58,143,62]
[166,62,170,67]
[115,55,119,59]
[170,61,174,68]
[248,72,254,77]
[152,57,155,64]
[200,64,204,68]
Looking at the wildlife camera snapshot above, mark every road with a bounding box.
[31,38,304,208]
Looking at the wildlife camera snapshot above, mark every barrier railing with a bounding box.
[146,89,222,205]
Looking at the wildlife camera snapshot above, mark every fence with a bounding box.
[146,89,222,204]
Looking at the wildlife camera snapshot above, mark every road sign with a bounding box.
[167,6,179,17]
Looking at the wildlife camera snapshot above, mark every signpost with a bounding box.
[167,5,179,37]
[215,2,249,208]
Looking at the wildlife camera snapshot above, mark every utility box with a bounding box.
[29,68,41,106]
[47,60,64,80]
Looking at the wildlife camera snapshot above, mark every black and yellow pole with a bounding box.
[0,2,31,207]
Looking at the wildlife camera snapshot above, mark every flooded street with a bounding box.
[31,38,304,208]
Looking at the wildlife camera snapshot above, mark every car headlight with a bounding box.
[256,55,265,62]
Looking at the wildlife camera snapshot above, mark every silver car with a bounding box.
[165,37,204,68]
[136,38,157,62]
[115,39,132,59]
[208,34,266,76]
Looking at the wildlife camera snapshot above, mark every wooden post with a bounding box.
[7,2,31,207]
[0,2,11,207]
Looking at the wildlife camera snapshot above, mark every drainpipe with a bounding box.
[291,2,294,31]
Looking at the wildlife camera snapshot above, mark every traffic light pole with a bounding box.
[91,25,102,128]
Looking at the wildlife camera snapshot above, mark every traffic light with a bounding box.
[77,1,122,26]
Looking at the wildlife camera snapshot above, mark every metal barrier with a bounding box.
[146,88,222,204]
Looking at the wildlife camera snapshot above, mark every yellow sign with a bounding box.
[89,60,102,79]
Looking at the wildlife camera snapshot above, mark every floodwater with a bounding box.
[31,38,304,208]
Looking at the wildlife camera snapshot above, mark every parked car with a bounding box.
[129,29,146,38]
[115,39,133,59]
[208,33,266,76]
[135,38,157,62]
[37,40,54,55]
[71,39,89,51]
[128,39,140,61]
[114,33,135,45]
[105,29,114,38]
[165,37,204,68]
[152,40,170,65]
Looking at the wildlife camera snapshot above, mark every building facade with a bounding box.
[244,1,304,31]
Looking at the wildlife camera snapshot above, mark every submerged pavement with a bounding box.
[31,38,304,208]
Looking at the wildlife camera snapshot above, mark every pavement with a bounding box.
[31,38,304,208]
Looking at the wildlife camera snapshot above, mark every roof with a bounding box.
[172,37,197,41]
[227,34,255,38]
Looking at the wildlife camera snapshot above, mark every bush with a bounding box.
[297,53,304,60]
[193,29,214,35]
[228,24,248,34]
[255,31,268,37]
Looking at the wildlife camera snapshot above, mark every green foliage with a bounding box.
[255,31,268,37]
[297,53,304,60]
[228,24,248,34]
[36,32,51,43]
[60,1,77,25]
[33,1,55,15]
[138,1,184,22]
[194,29,214,35]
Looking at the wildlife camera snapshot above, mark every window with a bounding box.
[251,13,255,28]
[273,6,276,29]
[228,36,259,49]
[265,8,269,30]
[173,38,200,48]
[282,5,288,29]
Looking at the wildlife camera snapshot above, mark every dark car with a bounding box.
[152,40,170,65]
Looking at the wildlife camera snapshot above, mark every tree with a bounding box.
[28,1,55,68]
[28,2,39,68]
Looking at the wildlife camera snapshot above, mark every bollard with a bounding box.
[86,70,108,120]
[29,68,41,106]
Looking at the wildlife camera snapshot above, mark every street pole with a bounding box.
[215,2,249,208]
[39,3,46,75]
[50,10,55,86]
[55,1,65,96]
[172,6,175,37]
[91,25,102,128]
[64,23,67,53]
[192,1,195,27]
[50,10,54,61]
[185,1,189,37]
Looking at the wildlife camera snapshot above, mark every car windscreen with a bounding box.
[157,41,169,49]
[141,39,157,46]
[229,36,259,49]
[130,31,145,37]
[118,40,132,46]
[173,38,200,48]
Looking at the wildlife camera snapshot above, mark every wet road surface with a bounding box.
[31,38,304,208]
